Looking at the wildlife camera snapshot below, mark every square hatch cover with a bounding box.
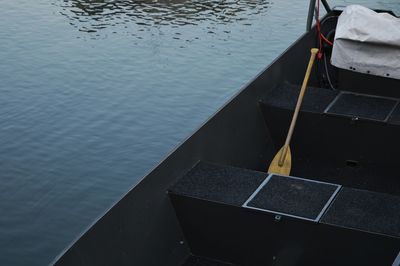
[325,92,398,122]
[243,175,341,221]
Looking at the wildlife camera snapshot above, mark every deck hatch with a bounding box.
[324,92,398,122]
[243,175,341,222]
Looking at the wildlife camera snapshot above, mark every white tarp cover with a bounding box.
[331,5,400,80]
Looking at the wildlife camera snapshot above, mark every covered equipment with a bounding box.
[331,5,400,80]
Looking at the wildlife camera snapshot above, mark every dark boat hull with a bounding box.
[52,9,400,266]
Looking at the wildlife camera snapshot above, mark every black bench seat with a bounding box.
[169,161,400,266]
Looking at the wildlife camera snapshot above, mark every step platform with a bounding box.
[261,84,400,196]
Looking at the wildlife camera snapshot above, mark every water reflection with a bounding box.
[56,0,271,33]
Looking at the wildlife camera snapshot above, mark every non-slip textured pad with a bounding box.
[247,175,339,220]
[326,93,397,121]
[263,82,338,113]
[321,187,400,237]
[169,162,267,206]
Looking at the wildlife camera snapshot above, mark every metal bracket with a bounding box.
[306,0,332,31]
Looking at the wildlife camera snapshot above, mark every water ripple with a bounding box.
[55,0,271,33]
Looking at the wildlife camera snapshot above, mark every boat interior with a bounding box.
[53,5,400,266]
[168,9,400,266]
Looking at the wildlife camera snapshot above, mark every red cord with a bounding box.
[316,0,333,60]
[321,33,333,46]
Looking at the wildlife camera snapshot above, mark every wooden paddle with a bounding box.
[268,48,319,175]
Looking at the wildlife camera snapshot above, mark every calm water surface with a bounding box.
[0,0,399,265]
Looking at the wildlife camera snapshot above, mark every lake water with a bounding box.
[0,0,399,265]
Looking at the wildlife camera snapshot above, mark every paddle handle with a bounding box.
[278,48,319,166]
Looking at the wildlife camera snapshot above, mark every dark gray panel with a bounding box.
[321,187,400,237]
[169,162,267,206]
[262,82,337,113]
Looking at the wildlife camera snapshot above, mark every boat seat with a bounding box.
[168,161,400,266]
[260,83,400,197]
[263,82,400,123]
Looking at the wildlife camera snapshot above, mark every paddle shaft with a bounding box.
[278,48,319,166]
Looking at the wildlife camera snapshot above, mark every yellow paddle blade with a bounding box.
[268,146,292,175]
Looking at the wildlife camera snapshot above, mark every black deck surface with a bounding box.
[326,93,397,121]
[182,256,237,266]
[321,187,400,237]
[169,162,267,206]
[246,175,339,220]
[263,82,338,113]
